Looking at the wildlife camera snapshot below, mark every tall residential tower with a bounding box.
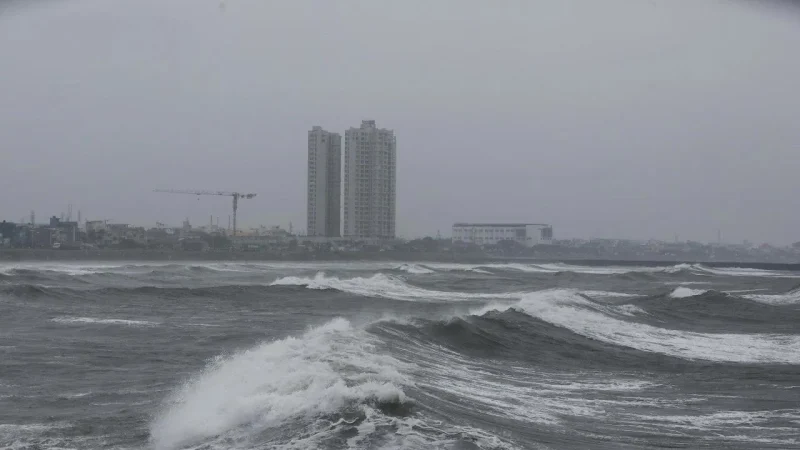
[343,120,396,240]
[307,126,341,237]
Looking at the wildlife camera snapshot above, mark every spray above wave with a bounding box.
[150,318,413,450]
[270,272,523,302]
[480,289,800,364]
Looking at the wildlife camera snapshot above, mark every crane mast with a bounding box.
[154,189,257,236]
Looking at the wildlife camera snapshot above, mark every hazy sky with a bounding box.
[1,0,799,244]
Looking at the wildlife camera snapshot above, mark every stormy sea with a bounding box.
[1,261,799,449]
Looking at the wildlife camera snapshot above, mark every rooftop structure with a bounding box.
[452,223,553,247]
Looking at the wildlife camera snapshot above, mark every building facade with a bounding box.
[452,223,553,247]
[307,126,342,237]
[343,120,396,240]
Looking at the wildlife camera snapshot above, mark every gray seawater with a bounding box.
[1,261,800,449]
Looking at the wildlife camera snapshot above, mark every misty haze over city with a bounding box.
[1,0,799,244]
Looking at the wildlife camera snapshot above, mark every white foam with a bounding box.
[635,409,800,428]
[614,304,648,317]
[663,263,694,273]
[724,288,770,294]
[0,423,70,432]
[0,262,173,276]
[535,263,644,275]
[428,262,698,276]
[745,289,800,305]
[513,263,697,275]
[692,265,800,278]
[581,290,641,298]
[669,287,709,298]
[394,263,435,275]
[270,272,522,302]
[485,263,558,273]
[481,289,800,364]
[150,318,411,450]
[424,263,493,274]
[58,391,93,399]
[50,316,159,327]
[393,331,658,432]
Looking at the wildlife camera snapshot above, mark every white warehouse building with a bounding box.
[452,223,553,247]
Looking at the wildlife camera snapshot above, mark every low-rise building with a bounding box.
[31,227,53,248]
[0,221,16,247]
[452,223,553,247]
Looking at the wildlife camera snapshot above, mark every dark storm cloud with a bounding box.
[1,0,798,244]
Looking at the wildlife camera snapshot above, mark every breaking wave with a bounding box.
[269,273,523,302]
[478,289,800,364]
[146,283,800,449]
[149,318,503,450]
[745,287,800,305]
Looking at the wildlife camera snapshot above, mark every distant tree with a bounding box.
[420,236,439,252]
[792,241,800,250]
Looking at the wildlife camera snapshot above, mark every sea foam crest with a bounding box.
[691,265,800,278]
[270,272,522,302]
[482,289,800,364]
[149,318,410,450]
[394,263,435,275]
[669,287,709,298]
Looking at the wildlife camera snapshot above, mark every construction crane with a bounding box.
[154,189,257,236]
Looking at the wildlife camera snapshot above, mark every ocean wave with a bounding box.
[51,316,160,327]
[150,318,413,450]
[479,289,800,364]
[744,287,800,305]
[628,290,800,333]
[269,272,523,302]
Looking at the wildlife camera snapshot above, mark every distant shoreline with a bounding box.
[0,249,798,271]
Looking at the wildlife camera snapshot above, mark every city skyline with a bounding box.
[1,1,799,244]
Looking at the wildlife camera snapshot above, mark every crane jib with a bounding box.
[153,189,257,236]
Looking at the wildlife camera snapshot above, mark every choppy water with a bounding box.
[1,260,799,449]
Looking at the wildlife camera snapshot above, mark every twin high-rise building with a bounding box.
[307,120,396,240]
[307,126,341,237]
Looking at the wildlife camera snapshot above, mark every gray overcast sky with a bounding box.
[1,0,799,244]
